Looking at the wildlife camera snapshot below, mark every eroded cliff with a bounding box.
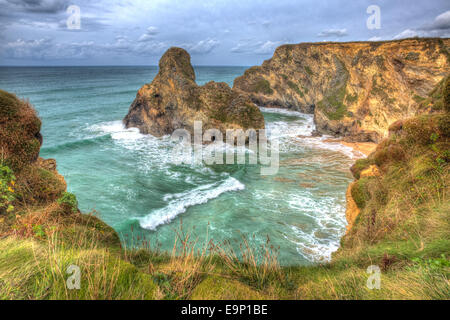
[234,38,450,142]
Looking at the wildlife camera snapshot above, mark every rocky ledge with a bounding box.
[124,47,265,137]
[233,38,450,142]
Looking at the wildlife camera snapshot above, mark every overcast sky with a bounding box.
[0,0,449,66]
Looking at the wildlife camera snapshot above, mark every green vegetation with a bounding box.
[252,79,273,95]
[317,84,348,120]
[413,94,426,103]
[0,164,16,214]
[405,52,420,61]
[345,93,358,104]
[287,80,304,97]
[57,192,79,214]
[15,165,66,204]
[344,112,449,264]
[444,76,450,112]
[0,90,42,172]
[317,57,350,120]
[350,158,373,179]
[351,177,373,209]
[304,66,313,76]
[417,75,450,113]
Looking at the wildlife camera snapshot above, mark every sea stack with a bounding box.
[124,47,265,136]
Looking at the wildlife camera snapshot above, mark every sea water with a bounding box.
[0,66,362,265]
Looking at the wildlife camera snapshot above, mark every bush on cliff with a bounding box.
[0,90,42,172]
[444,76,450,112]
[14,165,66,205]
[57,192,79,214]
[0,163,16,214]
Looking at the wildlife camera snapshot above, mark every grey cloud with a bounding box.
[0,36,220,60]
[1,0,449,65]
[2,0,69,13]
[0,37,97,59]
[183,39,220,55]
[394,10,450,39]
[138,26,159,42]
[422,10,450,31]
[317,28,348,37]
[56,16,111,32]
[231,39,281,55]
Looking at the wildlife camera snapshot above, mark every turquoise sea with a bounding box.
[0,66,362,265]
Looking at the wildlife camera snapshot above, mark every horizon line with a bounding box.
[0,65,251,68]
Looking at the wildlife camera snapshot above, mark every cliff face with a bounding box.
[233,38,450,142]
[124,47,265,137]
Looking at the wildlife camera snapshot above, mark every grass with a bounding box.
[317,84,348,120]
[287,81,305,98]
[417,75,450,113]
[317,57,349,120]
[252,79,273,95]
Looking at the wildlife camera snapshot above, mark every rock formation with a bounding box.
[233,38,450,142]
[124,47,265,137]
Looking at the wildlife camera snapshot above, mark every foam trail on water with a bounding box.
[139,177,245,231]
[261,107,366,159]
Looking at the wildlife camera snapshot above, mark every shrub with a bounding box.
[388,120,403,134]
[351,178,372,209]
[438,115,450,137]
[444,76,450,113]
[403,116,439,145]
[0,90,42,172]
[0,163,16,214]
[350,158,373,179]
[253,79,273,95]
[304,66,313,76]
[15,166,66,204]
[287,81,304,97]
[373,142,406,168]
[57,192,78,214]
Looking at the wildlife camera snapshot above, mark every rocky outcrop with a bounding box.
[233,38,450,142]
[0,89,42,172]
[345,182,360,234]
[0,90,67,207]
[345,164,381,234]
[124,47,265,137]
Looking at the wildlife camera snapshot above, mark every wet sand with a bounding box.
[323,139,377,157]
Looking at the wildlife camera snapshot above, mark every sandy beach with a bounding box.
[323,139,377,157]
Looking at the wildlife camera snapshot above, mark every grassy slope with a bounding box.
[0,81,449,300]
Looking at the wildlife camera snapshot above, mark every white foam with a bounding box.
[284,191,348,262]
[139,177,245,231]
[260,107,366,160]
[260,107,308,117]
[88,121,146,141]
[295,136,365,160]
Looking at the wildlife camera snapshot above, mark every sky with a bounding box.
[0,0,449,66]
